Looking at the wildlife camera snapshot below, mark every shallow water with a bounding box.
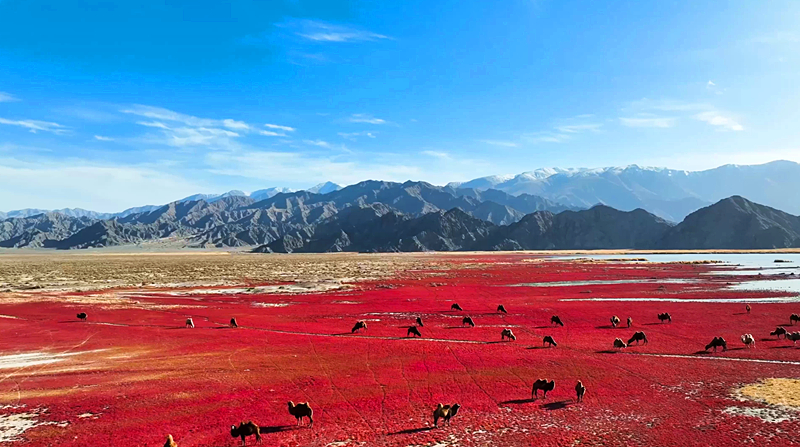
[509,278,699,288]
[559,253,800,267]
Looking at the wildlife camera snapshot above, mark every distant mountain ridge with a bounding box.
[448,160,800,221]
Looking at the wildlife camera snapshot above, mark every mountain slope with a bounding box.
[659,196,800,249]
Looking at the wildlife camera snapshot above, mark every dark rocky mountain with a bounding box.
[0,212,96,248]
[658,196,800,249]
[481,206,672,250]
[0,181,567,249]
[258,205,495,253]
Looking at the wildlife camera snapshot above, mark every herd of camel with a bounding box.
[72,304,800,446]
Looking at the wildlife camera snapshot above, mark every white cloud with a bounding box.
[0,92,19,102]
[554,123,603,134]
[303,139,333,148]
[0,118,68,134]
[338,131,376,141]
[291,20,391,43]
[521,132,571,144]
[421,150,452,160]
[135,120,240,147]
[479,139,518,148]
[94,135,115,141]
[707,80,716,88]
[259,130,286,137]
[694,111,744,131]
[619,117,677,128]
[223,119,250,130]
[348,114,386,124]
[264,123,296,132]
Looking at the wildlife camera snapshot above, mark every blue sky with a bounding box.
[1,0,799,212]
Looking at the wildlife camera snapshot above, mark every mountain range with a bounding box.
[448,160,800,221]
[2,175,799,251]
[0,181,572,249]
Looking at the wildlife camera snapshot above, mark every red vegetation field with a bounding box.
[1,255,799,446]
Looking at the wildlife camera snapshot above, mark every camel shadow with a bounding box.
[534,325,553,329]
[541,400,571,411]
[527,346,550,350]
[485,341,506,344]
[445,326,469,329]
[732,312,748,315]
[770,345,794,349]
[760,338,776,342]
[595,349,619,354]
[726,347,745,351]
[500,398,536,405]
[693,350,711,355]
[258,425,293,434]
[595,325,617,329]
[389,427,434,435]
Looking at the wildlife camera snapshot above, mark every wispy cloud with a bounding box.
[264,123,296,132]
[348,113,386,124]
[421,150,452,160]
[619,116,677,128]
[694,111,743,131]
[94,135,115,141]
[479,139,518,148]
[222,119,250,131]
[0,92,19,102]
[338,131,376,141]
[0,118,68,134]
[259,130,286,137]
[303,139,333,148]
[521,116,602,144]
[521,131,571,144]
[289,20,391,43]
[555,123,603,134]
[624,99,741,131]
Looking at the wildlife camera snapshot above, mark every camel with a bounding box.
[351,321,368,333]
[230,421,261,445]
[771,327,788,339]
[185,318,194,328]
[627,331,648,345]
[575,381,586,403]
[613,338,627,349]
[531,379,555,399]
[746,304,751,314]
[787,332,800,345]
[408,326,422,337]
[551,315,564,327]
[705,337,727,352]
[497,305,507,314]
[462,317,475,327]
[451,303,463,311]
[501,329,516,341]
[610,316,620,328]
[543,335,557,347]
[627,317,633,328]
[287,401,313,427]
[230,318,238,328]
[433,403,461,426]
[416,317,424,327]
[741,334,755,349]
[76,312,87,321]
[657,312,672,323]
[791,314,800,325]
[164,434,177,447]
